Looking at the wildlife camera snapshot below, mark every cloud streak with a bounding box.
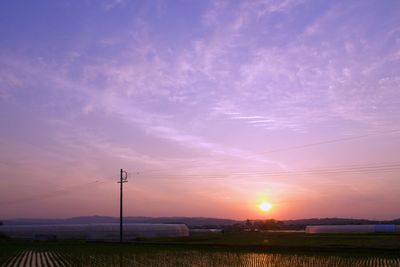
[0,0,399,219]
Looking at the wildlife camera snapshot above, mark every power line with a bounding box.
[256,129,400,155]
[137,129,400,175]
[1,162,399,207]
[143,169,400,182]
[143,161,400,175]
[139,162,400,181]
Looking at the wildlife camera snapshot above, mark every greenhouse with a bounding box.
[306,224,400,234]
[0,223,189,241]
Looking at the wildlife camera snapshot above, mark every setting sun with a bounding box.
[258,201,272,212]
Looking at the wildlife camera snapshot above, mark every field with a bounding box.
[151,231,400,251]
[1,232,400,266]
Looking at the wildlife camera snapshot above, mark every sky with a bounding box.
[0,0,399,220]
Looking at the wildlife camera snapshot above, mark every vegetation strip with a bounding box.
[1,247,400,267]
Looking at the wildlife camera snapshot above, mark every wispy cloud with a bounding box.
[1,0,400,219]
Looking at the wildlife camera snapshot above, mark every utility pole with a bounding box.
[118,168,128,243]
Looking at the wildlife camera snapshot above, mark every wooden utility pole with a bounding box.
[118,169,128,243]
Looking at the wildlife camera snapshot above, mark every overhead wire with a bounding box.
[139,162,400,181]
[2,129,399,205]
[136,129,400,175]
[4,163,397,206]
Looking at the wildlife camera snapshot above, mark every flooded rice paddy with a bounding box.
[2,249,400,267]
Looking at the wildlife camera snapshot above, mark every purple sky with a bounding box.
[1,0,399,220]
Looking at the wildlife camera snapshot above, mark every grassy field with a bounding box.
[1,232,400,266]
[145,231,400,253]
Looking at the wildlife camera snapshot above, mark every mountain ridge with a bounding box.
[2,216,399,227]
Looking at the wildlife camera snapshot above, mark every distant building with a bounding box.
[0,223,189,241]
[306,224,399,234]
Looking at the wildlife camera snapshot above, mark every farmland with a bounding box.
[1,232,400,266]
[1,248,400,267]
[151,231,400,251]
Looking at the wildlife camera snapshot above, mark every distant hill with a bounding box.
[2,216,239,228]
[283,218,400,226]
[2,216,399,229]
